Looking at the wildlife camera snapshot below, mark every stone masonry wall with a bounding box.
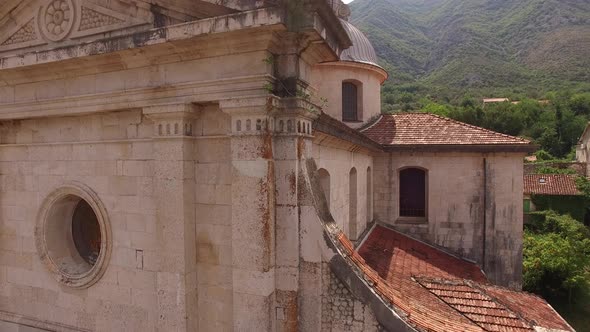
[0,105,237,331]
[320,263,382,332]
[313,142,373,241]
[373,151,525,288]
[0,110,159,330]
[193,105,234,331]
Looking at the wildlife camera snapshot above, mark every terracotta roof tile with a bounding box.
[361,113,531,146]
[524,174,581,196]
[352,225,573,332]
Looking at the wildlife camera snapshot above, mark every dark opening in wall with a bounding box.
[399,168,426,217]
[342,82,359,121]
[72,200,101,266]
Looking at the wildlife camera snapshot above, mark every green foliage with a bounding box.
[531,195,589,223]
[350,0,590,93]
[535,150,555,161]
[523,211,590,299]
[536,166,577,175]
[576,177,590,198]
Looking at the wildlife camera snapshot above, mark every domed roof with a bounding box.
[339,19,380,67]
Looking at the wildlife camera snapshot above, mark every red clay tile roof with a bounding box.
[361,113,531,146]
[341,225,573,332]
[524,174,581,196]
[417,278,533,331]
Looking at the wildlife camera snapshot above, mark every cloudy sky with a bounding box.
[342,0,354,3]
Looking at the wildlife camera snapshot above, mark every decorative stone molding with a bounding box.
[38,0,76,42]
[79,6,123,31]
[0,0,148,51]
[143,104,200,138]
[35,181,112,289]
[1,19,37,46]
[221,96,319,137]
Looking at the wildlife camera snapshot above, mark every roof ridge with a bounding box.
[410,112,530,143]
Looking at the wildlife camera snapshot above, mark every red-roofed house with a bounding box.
[358,113,535,289]
[523,174,588,223]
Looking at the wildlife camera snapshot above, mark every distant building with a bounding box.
[483,97,510,105]
[524,174,587,223]
[576,122,590,168]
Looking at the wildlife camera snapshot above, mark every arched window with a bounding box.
[349,168,358,239]
[318,168,331,210]
[342,81,361,122]
[399,168,427,218]
[366,167,372,223]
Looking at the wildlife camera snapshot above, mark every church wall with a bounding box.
[0,105,238,331]
[373,151,524,288]
[310,65,382,127]
[0,109,162,331]
[313,143,373,241]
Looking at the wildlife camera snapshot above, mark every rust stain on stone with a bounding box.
[260,98,274,159]
[258,161,275,272]
[297,136,305,160]
[288,170,297,195]
[276,290,298,332]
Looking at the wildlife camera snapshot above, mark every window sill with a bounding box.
[395,217,428,225]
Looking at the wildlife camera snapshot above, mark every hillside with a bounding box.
[349,0,590,93]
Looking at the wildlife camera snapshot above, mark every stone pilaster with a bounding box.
[273,98,316,332]
[220,96,317,331]
[221,96,277,331]
[143,104,199,331]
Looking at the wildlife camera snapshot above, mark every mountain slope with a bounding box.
[349,0,590,90]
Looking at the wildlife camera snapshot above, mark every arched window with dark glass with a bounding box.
[399,168,427,218]
[342,81,359,121]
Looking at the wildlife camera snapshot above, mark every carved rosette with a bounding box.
[38,0,75,42]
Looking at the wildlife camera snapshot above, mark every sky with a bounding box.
[342,0,354,3]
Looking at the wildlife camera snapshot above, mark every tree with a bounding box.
[524,211,590,302]
[569,93,590,116]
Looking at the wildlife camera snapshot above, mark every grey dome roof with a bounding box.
[339,19,379,67]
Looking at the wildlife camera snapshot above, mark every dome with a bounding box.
[339,19,380,67]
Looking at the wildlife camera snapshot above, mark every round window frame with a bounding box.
[35,182,112,289]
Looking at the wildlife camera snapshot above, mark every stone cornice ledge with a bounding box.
[0,7,285,71]
[0,310,90,332]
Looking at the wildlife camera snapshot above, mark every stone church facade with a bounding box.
[0,0,571,331]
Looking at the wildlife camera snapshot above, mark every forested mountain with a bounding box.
[349,0,590,93]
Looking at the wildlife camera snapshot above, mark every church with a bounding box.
[0,0,573,331]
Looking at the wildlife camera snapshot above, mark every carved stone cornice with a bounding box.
[220,95,320,137]
[143,103,200,138]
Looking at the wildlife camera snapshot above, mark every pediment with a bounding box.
[0,0,151,54]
